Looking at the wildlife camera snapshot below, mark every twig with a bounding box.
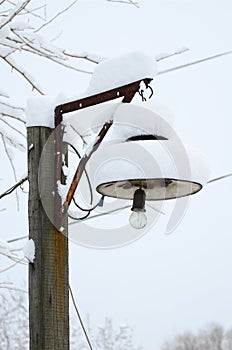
[11,29,64,59]
[0,133,19,208]
[3,56,44,95]
[0,258,26,274]
[0,176,28,200]
[7,0,46,20]
[0,117,26,139]
[0,285,27,293]
[7,236,28,243]
[0,100,24,112]
[0,0,31,30]
[107,0,139,8]
[34,0,79,33]
[64,51,101,64]
[7,36,92,74]
[0,129,26,149]
[1,113,26,124]
[70,124,87,146]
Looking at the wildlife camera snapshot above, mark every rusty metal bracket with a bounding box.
[54,78,153,224]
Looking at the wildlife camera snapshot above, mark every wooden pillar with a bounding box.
[27,126,69,349]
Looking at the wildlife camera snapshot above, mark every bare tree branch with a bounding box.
[34,0,79,33]
[0,117,26,138]
[3,56,44,94]
[0,0,31,30]
[0,284,27,293]
[0,112,26,123]
[0,258,26,274]
[64,51,105,64]
[0,134,20,208]
[6,32,93,74]
[0,176,28,200]
[7,0,47,20]
[107,0,139,8]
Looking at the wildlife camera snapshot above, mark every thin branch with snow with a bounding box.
[0,258,26,274]
[0,133,20,208]
[0,117,26,138]
[3,56,44,94]
[107,0,139,8]
[64,51,105,64]
[7,0,47,21]
[34,0,79,33]
[0,284,27,293]
[0,0,31,30]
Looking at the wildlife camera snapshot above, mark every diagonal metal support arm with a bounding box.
[54,78,152,218]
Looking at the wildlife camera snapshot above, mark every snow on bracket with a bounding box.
[86,51,157,95]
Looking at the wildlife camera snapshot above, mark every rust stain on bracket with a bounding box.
[54,78,153,224]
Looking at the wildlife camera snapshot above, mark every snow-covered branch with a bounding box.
[64,51,106,64]
[3,56,44,94]
[34,0,79,33]
[107,0,139,8]
[0,0,31,30]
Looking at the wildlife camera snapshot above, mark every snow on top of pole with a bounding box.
[25,93,66,128]
[86,51,157,95]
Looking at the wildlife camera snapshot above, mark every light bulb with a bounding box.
[129,210,147,229]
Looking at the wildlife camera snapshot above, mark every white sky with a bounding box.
[1,0,232,349]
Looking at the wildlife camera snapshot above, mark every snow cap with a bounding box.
[25,93,66,128]
[86,51,157,95]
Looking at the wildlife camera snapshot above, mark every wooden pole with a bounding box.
[28,126,69,350]
[26,79,149,349]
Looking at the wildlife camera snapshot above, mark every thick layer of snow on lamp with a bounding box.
[91,103,174,141]
[92,139,210,201]
[62,102,175,158]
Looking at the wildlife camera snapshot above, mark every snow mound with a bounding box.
[86,51,157,95]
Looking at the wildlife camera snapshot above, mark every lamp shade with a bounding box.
[90,139,210,201]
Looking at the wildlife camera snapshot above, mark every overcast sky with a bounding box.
[1,0,232,349]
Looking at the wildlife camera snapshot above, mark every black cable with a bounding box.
[68,210,91,221]
[72,196,103,212]
[63,141,94,204]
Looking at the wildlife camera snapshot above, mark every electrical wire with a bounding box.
[64,141,93,204]
[69,284,94,350]
[207,173,232,184]
[68,209,91,221]
[72,195,104,212]
[69,204,131,225]
[158,49,232,75]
